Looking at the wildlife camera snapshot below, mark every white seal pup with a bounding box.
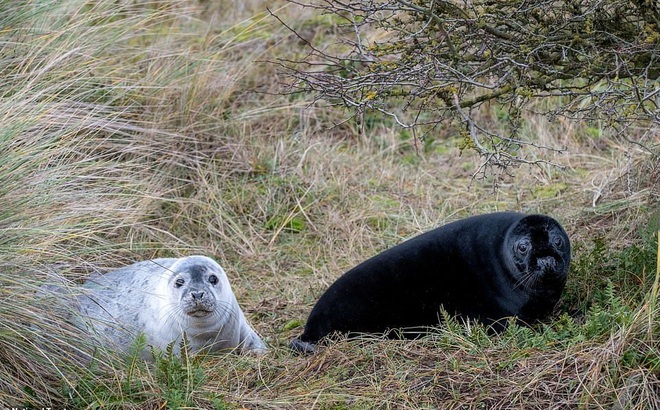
[77,255,266,356]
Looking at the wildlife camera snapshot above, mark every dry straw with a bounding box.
[1,0,658,408]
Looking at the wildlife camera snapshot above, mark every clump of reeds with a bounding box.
[0,0,289,406]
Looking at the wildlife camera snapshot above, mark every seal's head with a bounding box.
[166,256,233,320]
[506,214,571,295]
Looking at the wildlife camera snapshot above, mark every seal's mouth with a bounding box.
[187,309,213,318]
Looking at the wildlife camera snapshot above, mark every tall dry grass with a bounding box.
[0,0,295,406]
[0,0,658,408]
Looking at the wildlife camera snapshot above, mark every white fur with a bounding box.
[77,255,267,356]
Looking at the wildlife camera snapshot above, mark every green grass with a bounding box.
[1,0,659,408]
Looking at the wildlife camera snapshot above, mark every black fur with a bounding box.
[291,212,570,354]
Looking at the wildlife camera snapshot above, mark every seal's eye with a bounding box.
[551,235,563,248]
[174,278,185,288]
[516,240,531,255]
[208,275,219,285]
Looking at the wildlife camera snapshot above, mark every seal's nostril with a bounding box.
[538,257,557,273]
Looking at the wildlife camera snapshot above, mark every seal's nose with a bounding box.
[191,290,205,300]
[538,257,557,274]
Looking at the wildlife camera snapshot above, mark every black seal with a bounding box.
[291,212,571,353]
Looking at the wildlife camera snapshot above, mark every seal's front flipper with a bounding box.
[289,338,317,355]
[239,323,268,354]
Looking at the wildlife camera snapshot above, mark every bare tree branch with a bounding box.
[275,0,660,170]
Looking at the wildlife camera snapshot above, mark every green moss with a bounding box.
[281,319,305,332]
[586,126,602,139]
[532,182,568,199]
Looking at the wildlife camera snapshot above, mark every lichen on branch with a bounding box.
[276,0,660,171]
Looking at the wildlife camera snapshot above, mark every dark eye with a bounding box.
[208,275,219,285]
[552,235,564,248]
[174,278,185,288]
[516,240,530,254]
